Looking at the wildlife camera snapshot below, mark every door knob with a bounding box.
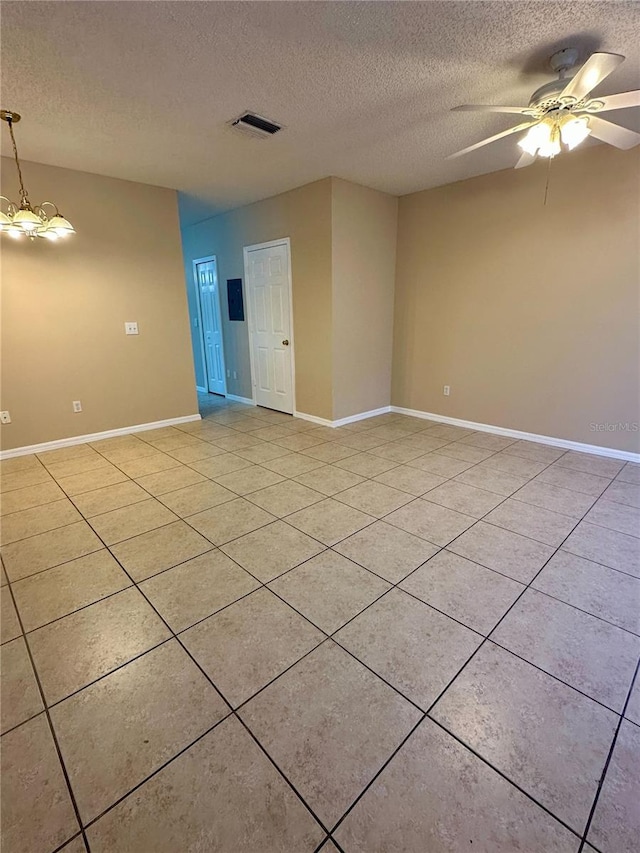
[282,339,289,346]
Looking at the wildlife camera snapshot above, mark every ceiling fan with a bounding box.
[448,48,640,168]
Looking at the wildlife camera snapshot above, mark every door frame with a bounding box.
[192,255,227,396]
[243,237,296,414]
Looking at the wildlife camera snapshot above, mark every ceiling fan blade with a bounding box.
[515,151,536,169]
[590,90,640,112]
[452,105,536,115]
[588,115,640,149]
[561,52,625,101]
[447,121,537,159]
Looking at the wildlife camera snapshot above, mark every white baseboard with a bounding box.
[225,394,256,406]
[196,385,207,393]
[0,414,202,460]
[390,406,640,463]
[294,406,392,428]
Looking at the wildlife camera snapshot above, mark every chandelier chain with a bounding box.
[6,117,29,205]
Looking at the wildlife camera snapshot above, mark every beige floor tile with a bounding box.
[491,589,640,712]
[11,550,131,632]
[72,480,149,517]
[38,445,100,465]
[214,434,264,452]
[368,442,427,463]
[625,677,640,725]
[408,452,475,477]
[1,586,21,643]
[423,424,475,441]
[555,451,624,479]
[513,480,596,518]
[533,550,640,634]
[188,452,253,478]
[373,465,446,497]
[187,497,276,545]
[28,587,171,704]
[478,452,547,478]
[294,465,365,496]
[334,480,414,518]
[459,433,517,452]
[141,550,259,632]
[484,499,576,547]
[336,588,481,709]
[435,443,496,463]
[1,455,43,474]
[88,498,178,545]
[334,452,399,477]
[51,640,228,822]
[562,522,640,578]
[183,588,324,706]
[100,443,165,466]
[536,464,611,496]
[335,718,577,853]
[55,465,129,496]
[44,456,114,480]
[1,637,44,734]
[239,641,421,827]
[0,714,79,853]
[158,480,236,516]
[454,465,530,496]
[262,452,326,477]
[334,432,387,452]
[115,452,182,478]
[334,520,438,583]
[0,481,65,516]
[401,550,523,634]
[248,480,325,516]
[1,521,103,582]
[0,467,53,493]
[617,462,640,485]
[603,478,640,508]
[588,720,640,853]
[165,440,225,464]
[250,425,295,441]
[109,520,213,581]
[269,550,390,633]
[143,433,202,453]
[273,432,325,452]
[86,716,323,853]
[221,520,325,582]
[286,498,375,546]
[502,440,567,464]
[59,834,87,852]
[431,642,618,833]
[386,499,475,546]
[301,442,360,463]
[448,520,555,582]
[213,464,286,496]
[423,480,504,518]
[394,435,450,454]
[234,442,291,464]
[134,465,207,495]
[584,498,640,538]
[0,499,82,546]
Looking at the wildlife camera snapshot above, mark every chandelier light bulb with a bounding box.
[561,116,591,150]
[518,121,553,156]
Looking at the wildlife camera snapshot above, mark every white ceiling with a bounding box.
[2,1,639,225]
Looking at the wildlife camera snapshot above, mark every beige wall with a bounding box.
[180,178,334,420]
[392,144,640,453]
[331,179,397,420]
[1,158,198,451]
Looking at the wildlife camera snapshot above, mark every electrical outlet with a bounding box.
[233,371,238,380]
[0,411,11,424]
[72,401,82,413]
[443,385,450,396]
[125,322,139,335]
[226,369,230,378]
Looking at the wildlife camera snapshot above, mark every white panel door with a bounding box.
[196,259,226,395]
[246,242,293,413]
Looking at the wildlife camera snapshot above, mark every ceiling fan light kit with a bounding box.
[449,50,640,167]
[0,109,75,241]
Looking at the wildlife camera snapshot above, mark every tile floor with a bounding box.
[1,393,639,852]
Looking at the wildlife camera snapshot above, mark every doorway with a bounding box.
[243,239,295,414]
[194,256,226,396]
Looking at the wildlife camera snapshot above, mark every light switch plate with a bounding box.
[125,322,139,335]
[0,411,11,424]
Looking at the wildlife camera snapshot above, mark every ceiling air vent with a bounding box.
[228,111,283,140]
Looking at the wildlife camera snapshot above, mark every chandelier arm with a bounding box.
[6,117,30,206]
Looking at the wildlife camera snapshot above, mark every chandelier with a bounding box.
[1,110,75,241]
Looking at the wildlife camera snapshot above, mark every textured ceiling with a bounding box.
[2,1,639,224]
